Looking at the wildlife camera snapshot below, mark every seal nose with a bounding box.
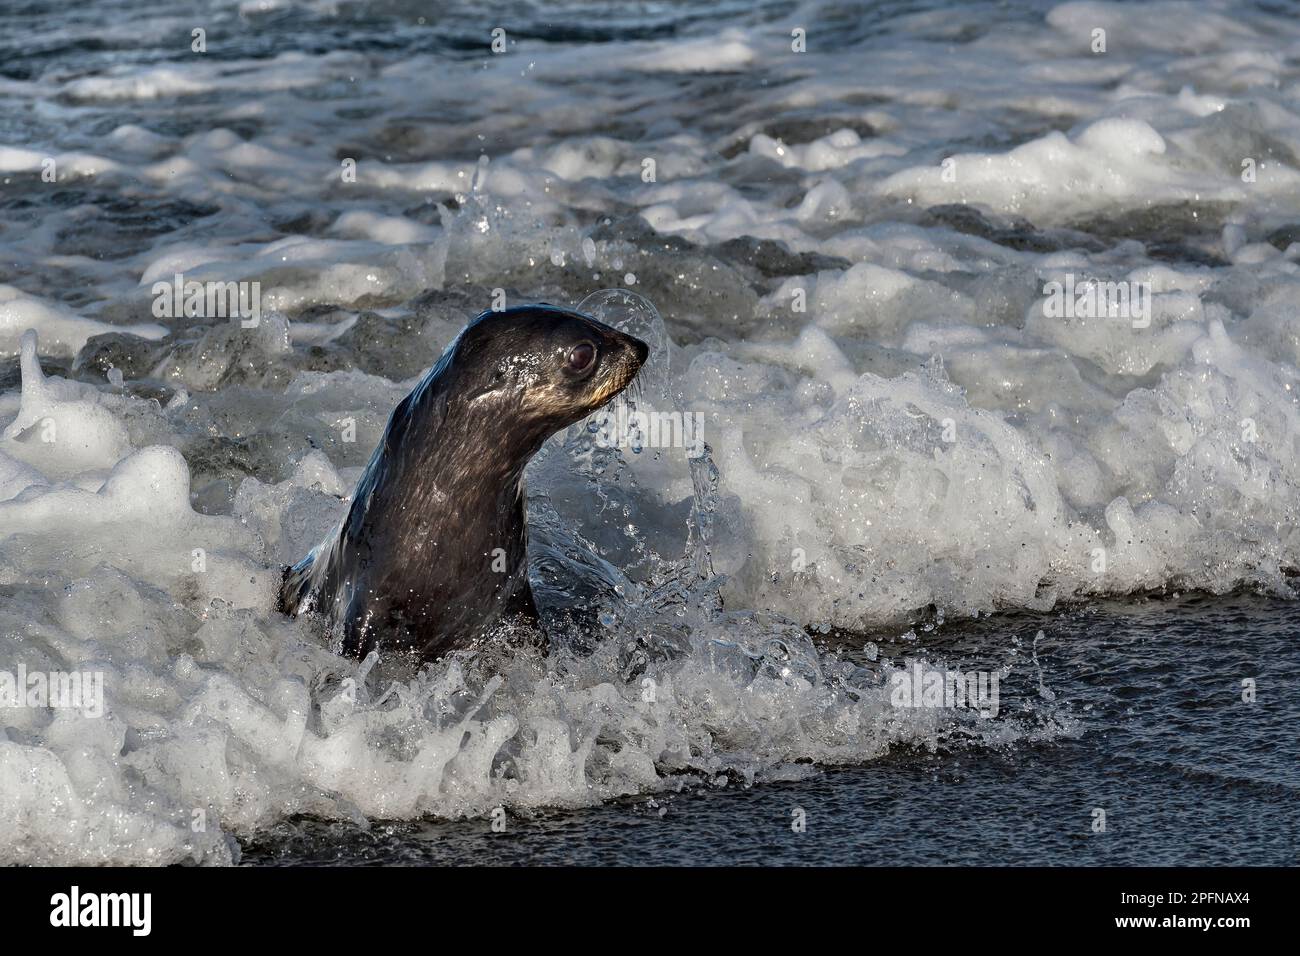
[629,335,649,367]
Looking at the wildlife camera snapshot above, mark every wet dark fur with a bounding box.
[278,304,648,662]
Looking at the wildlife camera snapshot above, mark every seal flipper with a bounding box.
[278,554,316,616]
[338,595,376,660]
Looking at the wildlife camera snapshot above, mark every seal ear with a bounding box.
[459,362,518,405]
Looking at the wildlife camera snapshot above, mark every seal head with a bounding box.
[279,304,649,662]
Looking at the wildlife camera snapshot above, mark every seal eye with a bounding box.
[565,342,596,375]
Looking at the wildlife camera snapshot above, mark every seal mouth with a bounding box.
[588,332,649,410]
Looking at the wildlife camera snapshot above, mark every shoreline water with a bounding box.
[242,591,1300,866]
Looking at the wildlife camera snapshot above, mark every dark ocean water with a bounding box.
[243,593,1300,865]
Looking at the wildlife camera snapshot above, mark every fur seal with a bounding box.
[279,304,649,662]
